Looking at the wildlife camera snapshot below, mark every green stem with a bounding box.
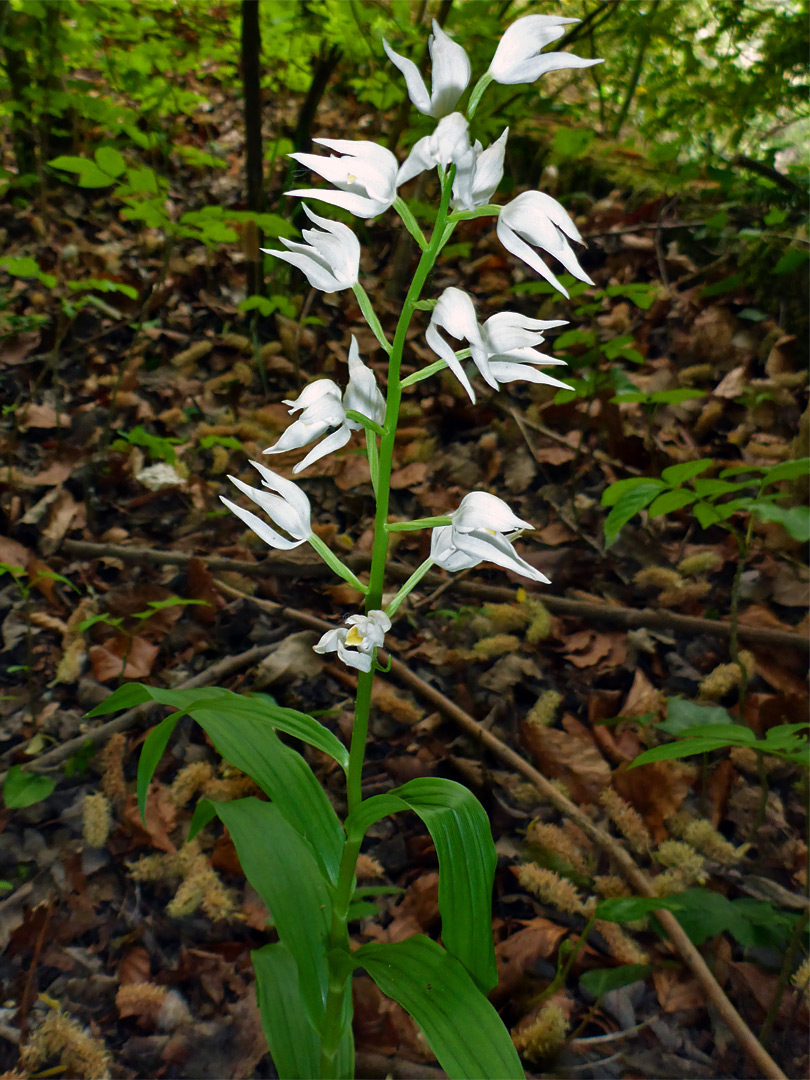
[759,906,809,1049]
[318,166,457,1077]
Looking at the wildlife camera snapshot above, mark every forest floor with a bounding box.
[0,84,808,1080]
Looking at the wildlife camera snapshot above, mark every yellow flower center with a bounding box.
[345,626,364,646]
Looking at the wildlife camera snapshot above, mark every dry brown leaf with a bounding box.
[612,760,694,842]
[18,402,70,429]
[653,968,706,1012]
[89,636,160,681]
[620,668,664,718]
[371,681,423,725]
[522,722,611,803]
[493,918,568,999]
[118,945,152,986]
[564,629,613,669]
[536,521,577,546]
[714,365,747,399]
[123,785,177,854]
[390,462,428,489]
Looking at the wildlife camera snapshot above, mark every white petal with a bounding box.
[248,460,312,531]
[286,187,384,219]
[452,491,533,532]
[454,528,550,582]
[264,248,344,293]
[383,38,432,114]
[489,15,578,84]
[495,218,569,297]
[282,379,343,414]
[343,337,386,427]
[313,628,346,655]
[220,495,307,551]
[292,424,352,474]
[470,127,508,206]
[428,20,471,117]
[486,361,572,390]
[264,414,335,454]
[425,321,476,403]
[336,638,373,672]
[395,136,436,187]
[227,474,309,539]
[430,525,481,571]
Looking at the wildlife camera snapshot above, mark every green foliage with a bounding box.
[601,458,810,547]
[111,424,182,465]
[580,964,653,997]
[597,889,799,950]
[3,765,55,809]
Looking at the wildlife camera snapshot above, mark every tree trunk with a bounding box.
[241,0,264,297]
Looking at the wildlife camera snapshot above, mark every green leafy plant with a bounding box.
[82,14,614,1078]
[3,764,56,809]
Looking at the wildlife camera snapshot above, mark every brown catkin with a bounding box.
[792,956,810,999]
[677,551,722,577]
[527,821,590,875]
[517,863,588,916]
[512,1003,568,1063]
[99,733,127,803]
[472,633,521,658]
[634,566,683,591]
[82,793,112,849]
[170,761,214,806]
[525,600,552,643]
[658,581,711,608]
[526,689,562,728]
[670,816,746,865]
[20,1008,111,1080]
[482,603,529,633]
[599,787,651,855]
[594,920,649,965]
[593,874,631,899]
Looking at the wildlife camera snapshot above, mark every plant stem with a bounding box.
[318,169,457,1077]
[758,907,808,1049]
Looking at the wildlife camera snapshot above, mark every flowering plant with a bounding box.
[91,14,599,1079]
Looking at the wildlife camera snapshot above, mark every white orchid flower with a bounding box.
[262,204,359,292]
[451,128,508,211]
[383,19,471,118]
[314,609,391,673]
[430,492,550,583]
[264,337,385,474]
[287,139,399,219]
[425,286,571,403]
[489,15,602,85]
[221,461,312,550]
[497,191,593,298]
[396,112,471,188]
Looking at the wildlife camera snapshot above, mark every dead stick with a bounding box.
[212,581,785,1079]
[58,540,808,652]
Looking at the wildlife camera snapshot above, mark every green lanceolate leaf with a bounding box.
[252,942,324,1080]
[137,711,183,819]
[346,779,498,994]
[214,799,331,1028]
[191,706,344,883]
[391,778,498,994]
[603,482,665,547]
[353,936,523,1080]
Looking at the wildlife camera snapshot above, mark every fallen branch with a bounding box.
[58,539,809,652]
[0,641,280,784]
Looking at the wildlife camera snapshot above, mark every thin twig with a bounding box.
[56,539,809,651]
[0,641,281,784]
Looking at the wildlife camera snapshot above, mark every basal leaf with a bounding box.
[648,488,698,518]
[252,943,333,1080]
[137,711,183,819]
[3,766,56,809]
[191,706,344,883]
[354,937,523,1080]
[390,778,498,994]
[214,798,331,1028]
